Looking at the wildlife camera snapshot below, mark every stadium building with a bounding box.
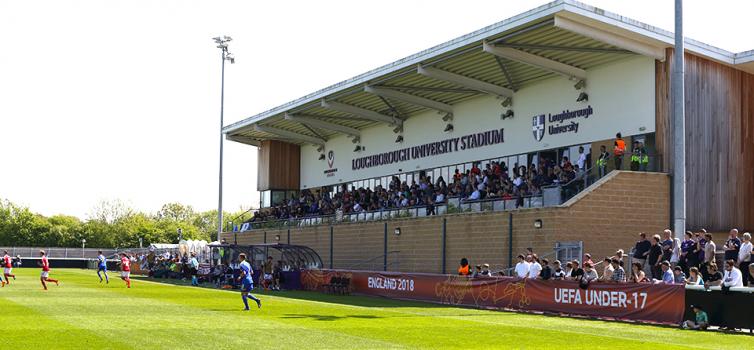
[221,0,754,273]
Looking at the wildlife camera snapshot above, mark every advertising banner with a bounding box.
[301,269,685,325]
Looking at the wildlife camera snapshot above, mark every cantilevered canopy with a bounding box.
[223,0,753,146]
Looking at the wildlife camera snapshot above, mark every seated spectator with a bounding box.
[722,259,743,288]
[551,260,566,280]
[673,266,686,284]
[480,263,492,277]
[654,261,674,284]
[629,262,647,283]
[458,258,471,276]
[685,267,704,286]
[704,262,723,288]
[682,305,709,330]
[472,265,482,278]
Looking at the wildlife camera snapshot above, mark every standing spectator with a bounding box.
[514,255,530,278]
[737,232,752,286]
[704,263,724,288]
[552,260,566,280]
[661,229,674,263]
[582,263,599,283]
[723,228,741,263]
[563,261,573,277]
[569,260,584,281]
[629,262,647,283]
[692,231,706,272]
[540,259,552,280]
[648,235,663,279]
[679,231,695,275]
[701,232,716,280]
[629,141,641,171]
[189,252,200,286]
[633,233,651,274]
[528,255,542,279]
[601,257,614,281]
[576,146,587,175]
[670,236,682,267]
[596,145,609,178]
[613,132,626,170]
[682,305,709,330]
[458,258,471,276]
[582,253,594,267]
[611,259,626,283]
[722,259,743,288]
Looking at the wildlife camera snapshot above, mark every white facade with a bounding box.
[300,56,655,189]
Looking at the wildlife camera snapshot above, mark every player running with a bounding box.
[2,250,16,287]
[39,250,59,290]
[119,253,132,288]
[97,250,109,283]
[238,253,261,311]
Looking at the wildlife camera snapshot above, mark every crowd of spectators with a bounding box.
[250,154,588,223]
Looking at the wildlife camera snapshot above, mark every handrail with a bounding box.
[236,194,544,232]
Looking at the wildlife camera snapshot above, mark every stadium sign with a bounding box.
[351,128,504,171]
[303,270,685,325]
[532,105,593,142]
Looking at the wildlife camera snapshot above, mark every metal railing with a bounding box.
[237,194,544,232]
[500,241,583,276]
[0,247,120,259]
[237,155,664,233]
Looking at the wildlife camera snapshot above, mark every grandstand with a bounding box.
[216,0,754,330]
[222,0,753,273]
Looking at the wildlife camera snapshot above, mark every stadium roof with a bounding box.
[224,0,754,146]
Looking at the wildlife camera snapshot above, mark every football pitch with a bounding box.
[0,269,749,349]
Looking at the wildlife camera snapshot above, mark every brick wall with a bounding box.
[224,171,670,274]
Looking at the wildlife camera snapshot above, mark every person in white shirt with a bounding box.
[528,255,542,279]
[722,259,743,288]
[737,232,752,286]
[467,189,481,201]
[576,146,587,171]
[434,192,445,204]
[514,255,530,278]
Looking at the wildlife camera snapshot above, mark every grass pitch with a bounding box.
[0,268,749,349]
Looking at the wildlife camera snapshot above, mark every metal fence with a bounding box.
[0,247,120,259]
[238,195,544,232]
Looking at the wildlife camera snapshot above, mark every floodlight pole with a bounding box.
[672,0,686,240]
[214,36,234,242]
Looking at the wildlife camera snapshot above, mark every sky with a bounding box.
[1,0,752,220]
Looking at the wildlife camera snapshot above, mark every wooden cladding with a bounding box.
[257,140,300,191]
[656,49,754,230]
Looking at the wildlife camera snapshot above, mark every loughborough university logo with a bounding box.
[532,115,545,141]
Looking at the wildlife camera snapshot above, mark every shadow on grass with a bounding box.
[131,276,444,309]
[281,314,382,321]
